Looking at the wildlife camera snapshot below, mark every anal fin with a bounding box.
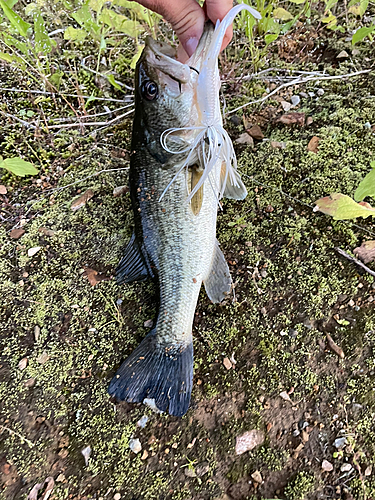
[204,240,232,303]
[116,233,153,284]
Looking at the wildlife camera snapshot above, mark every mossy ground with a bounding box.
[1,6,375,500]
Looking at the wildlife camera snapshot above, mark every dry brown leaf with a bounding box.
[223,357,233,370]
[307,136,320,153]
[326,333,345,359]
[235,132,254,146]
[247,125,264,140]
[10,228,25,239]
[37,351,50,364]
[71,189,94,211]
[18,357,28,370]
[276,113,305,126]
[0,185,7,195]
[113,185,129,197]
[354,240,375,264]
[83,268,108,287]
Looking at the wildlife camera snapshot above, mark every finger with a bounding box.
[204,0,233,50]
[137,0,205,57]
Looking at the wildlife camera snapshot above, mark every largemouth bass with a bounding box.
[108,5,261,416]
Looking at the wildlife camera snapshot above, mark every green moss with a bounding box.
[283,471,317,500]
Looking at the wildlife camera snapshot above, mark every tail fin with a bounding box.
[108,330,193,417]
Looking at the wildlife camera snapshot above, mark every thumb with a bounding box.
[138,0,205,57]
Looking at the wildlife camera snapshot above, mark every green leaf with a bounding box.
[348,0,369,16]
[325,0,338,10]
[264,33,278,46]
[352,25,375,44]
[314,193,375,220]
[288,0,306,4]
[0,51,23,64]
[0,0,31,37]
[49,70,64,88]
[64,26,87,42]
[72,4,94,29]
[89,0,106,13]
[114,0,161,24]
[354,162,375,201]
[0,32,28,54]
[34,10,51,53]
[99,8,139,36]
[321,12,337,24]
[130,43,144,69]
[273,7,293,20]
[0,157,38,176]
[107,74,122,90]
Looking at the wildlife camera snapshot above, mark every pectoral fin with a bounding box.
[204,240,232,303]
[188,165,204,216]
[116,233,153,284]
[221,163,248,200]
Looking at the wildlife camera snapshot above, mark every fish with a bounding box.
[108,5,261,416]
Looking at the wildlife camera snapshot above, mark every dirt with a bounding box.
[1,3,375,500]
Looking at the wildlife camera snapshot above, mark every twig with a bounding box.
[81,58,134,91]
[227,69,372,115]
[0,110,37,129]
[47,104,133,123]
[0,424,34,448]
[0,87,133,103]
[45,167,130,194]
[334,247,375,278]
[45,109,134,130]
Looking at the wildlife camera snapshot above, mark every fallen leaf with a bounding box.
[354,162,375,201]
[276,113,305,126]
[81,445,92,465]
[235,132,254,146]
[307,136,320,153]
[24,378,35,387]
[314,193,375,220]
[326,333,345,359]
[223,357,233,370]
[10,228,25,239]
[37,351,50,364]
[247,125,264,140]
[279,391,293,403]
[18,357,28,370]
[28,247,41,257]
[0,185,7,194]
[27,477,54,500]
[39,227,55,237]
[354,240,375,264]
[235,430,265,455]
[83,268,108,287]
[71,188,94,210]
[113,185,129,197]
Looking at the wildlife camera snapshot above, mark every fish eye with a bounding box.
[142,80,158,101]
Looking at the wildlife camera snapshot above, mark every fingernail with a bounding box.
[185,37,199,57]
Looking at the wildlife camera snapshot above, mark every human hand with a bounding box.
[136,0,234,60]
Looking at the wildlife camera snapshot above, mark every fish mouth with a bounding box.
[143,22,215,85]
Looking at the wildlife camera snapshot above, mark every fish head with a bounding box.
[134,25,215,141]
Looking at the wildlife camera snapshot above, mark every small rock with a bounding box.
[143,398,164,414]
[0,185,7,194]
[308,92,315,97]
[196,462,210,477]
[292,429,300,437]
[247,125,264,141]
[184,467,197,478]
[56,474,66,482]
[298,420,309,429]
[230,115,241,126]
[137,416,149,428]
[337,50,349,59]
[299,92,308,98]
[114,494,121,500]
[18,357,28,370]
[34,326,40,342]
[307,136,320,153]
[28,247,41,257]
[365,465,372,476]
[113,185,129,197]
[81,445,91,465]
[341,463,352,472]
[270,141,286,149]
[235,132,254,147]
[39,227,55,237]
[306,116,313,126]
[251,470,263,484]
[235,430,265,455]
[352,48,360,56]
[322,460,333,472]
[10,228,25,239]
[281,101,292,112]
[291,95,300,106]
[129,438,142,454]
[333,437,347,449]
[37,351,50,364]
[280,391,293,403]
[24,378,35,387]
[316,88,325,96]
[223,357,233,370]
[141,450,148,460]
[144,319,153,328]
